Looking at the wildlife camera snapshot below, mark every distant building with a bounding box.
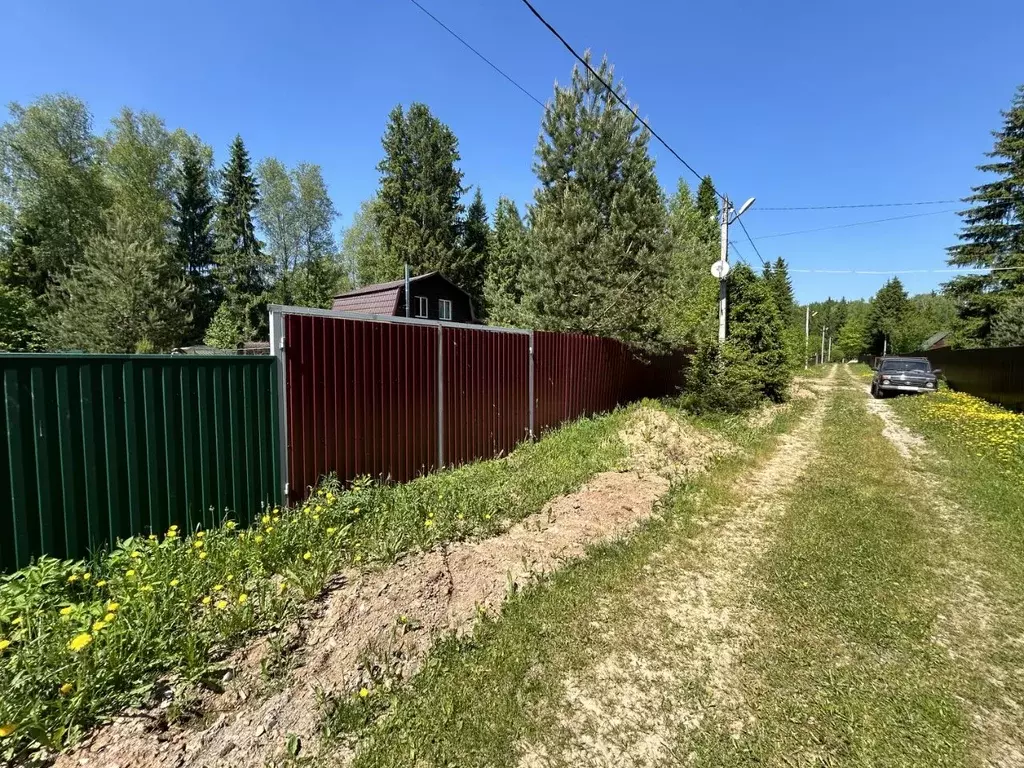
[921,330,951,351]
[331,272,477,324]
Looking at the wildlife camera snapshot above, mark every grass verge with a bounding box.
[0,407,632,761]
[344,398,811,767]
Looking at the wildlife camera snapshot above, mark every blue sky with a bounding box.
[1,0,1021,303]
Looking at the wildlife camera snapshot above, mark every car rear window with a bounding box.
[880,360,931,373]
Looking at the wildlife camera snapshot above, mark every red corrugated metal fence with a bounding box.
[276,308,688,500]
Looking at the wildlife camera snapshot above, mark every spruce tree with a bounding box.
[525,54,669,351]
[212,135,268,344]
[458,187,490,312]
[990,298,1024,346]
[766,256,795,319]
[173,137,217,343]
[946,85,1024,346]
[374,104,464,279]
[483,196,529,327]
[868,277,909,353]
[694,176,721,249]
[661,178,718,345]
[728,263,789,401]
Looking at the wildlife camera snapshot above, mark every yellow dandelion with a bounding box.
[82,572,92,581]
[354,554,362,563]
[126,569,136,578]
[273,507,280,515]
[11,617,22,626]
[141,585,153,593]
[166,530,178,539]
[60,606,74,617]
[202,596,212,606]
[96,580,107,587]
[279,582,288,593]
[262,514,271,525]
[359,687,369,699]
[326,527,337,536]
[424,519,434,528]
[67,574,79,584]
[226,574,234,582]
[92,620,108,632]
[196,531,205,539]
[238,593,248,604]
[106,602,120,612]
[170,579,180,588]
[303,551,312,561]
[266,526,274,533]
[131,551,142,559]
[169,524,179,532]
[193,540,204,549]
[59,682,74,696]
[68,633,93,652]
[215,600,228,610]
[0,723,16,738]
[103,612,115,622]
[199,552,208,560]
[313,515,320,522]
[0,639,10,653]
[213,583,224,591]
[255,535,264,544]
[226,521,236,530]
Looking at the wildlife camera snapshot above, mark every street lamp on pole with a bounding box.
[716,196,756,344]
[805,309,817,369]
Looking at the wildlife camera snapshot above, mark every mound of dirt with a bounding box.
[618,407,734,480]
[56,407,733,768]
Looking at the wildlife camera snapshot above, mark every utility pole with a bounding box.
[718,199,729,344]
[821,325,827,364]
[828,335,832,363]
[714,196,756,345]
[804,306,810,369]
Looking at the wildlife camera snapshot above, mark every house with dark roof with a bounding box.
[331,272,477,324]
[921,330,951,351]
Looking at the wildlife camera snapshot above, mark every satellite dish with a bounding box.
[711,260,731,279]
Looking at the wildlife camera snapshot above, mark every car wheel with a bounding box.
[871,384,880,399]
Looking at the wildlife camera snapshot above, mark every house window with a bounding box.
[415,296,428,318]
[439,299,452,321]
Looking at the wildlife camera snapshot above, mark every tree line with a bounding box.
[1,54,798,408]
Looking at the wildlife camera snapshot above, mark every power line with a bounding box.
[751,209,957,240]
[757,199,959,211]
[791,265,1024,275]
[518,0,721,200]
[408,0,546,109]
[728,241,752,268]
[736,217,768,267]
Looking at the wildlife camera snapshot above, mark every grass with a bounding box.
[344,398,812,767]
[0,406,633,762]
[709,384,969,766]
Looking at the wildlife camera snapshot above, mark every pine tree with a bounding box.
[45,211,187,352]
[524,54,669,351]
[766,257,795,319]
[694,176,720,250]
[458,187,490,312]
[173,137,217,343]
[212,135,268,344]
[868,277,909,353]
[374,104,464,279]
[483,196,529,327]
[946,85,1024,346]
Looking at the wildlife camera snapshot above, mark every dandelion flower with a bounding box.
[193,541,204,549]
[266,527,274,533]
[92,620,108,632]
[327,527,337,536]
[424,519,434,528]
[103,613,115,622]
[82,572,92,581]
[131,551,142,559]
[279,582,288,593]
[60,606,74,617]
[273,507,280,515]
[106,602,120,612]
[0,639,11,653]
[262,514,271,525]
[199,552,208,560]
[202,596,212,606]
[59,683,74,696]
[68,633,93,652]
[359,687,369,699]
[226,574,234,582]
[96,580,107,588]
[170,579,180,588]
[213,584,224,592]
[141,585,153,593]
[11,617,22,626]
[215,600,228,610]
[238,594,248,604]
[303,551,312,561]
[126,569,136,578]
[148,534,157,541]
[67,574,79,584]
[226,521,236,530]
[196,531,205,539]
[354,554,362,563]
[0,723,16,738]
[255,535,264,544]
[169,524,179,532]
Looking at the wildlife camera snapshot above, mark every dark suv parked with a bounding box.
[870,356,940,398]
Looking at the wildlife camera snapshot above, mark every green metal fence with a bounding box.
[1,355,282,571]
